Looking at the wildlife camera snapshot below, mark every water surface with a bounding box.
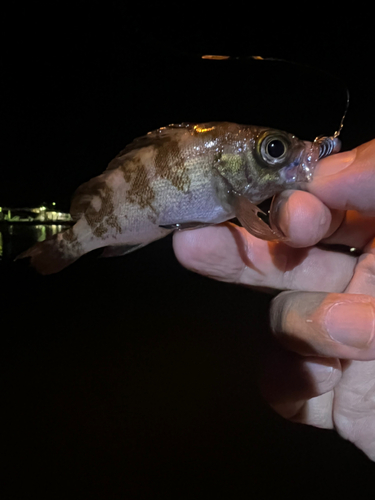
[0,224,71,261]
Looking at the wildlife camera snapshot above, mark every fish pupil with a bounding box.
[267,140,285,158]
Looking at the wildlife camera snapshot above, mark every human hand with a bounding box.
[173,139,375,461]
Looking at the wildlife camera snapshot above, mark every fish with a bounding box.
[17,122,340,274]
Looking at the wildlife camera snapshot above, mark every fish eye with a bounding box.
[267,139,285,158]
[260,134,289,165]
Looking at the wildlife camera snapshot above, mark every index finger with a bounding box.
[308,139,375,216]
[173,223,356,293]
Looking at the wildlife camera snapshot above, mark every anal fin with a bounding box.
[15,233,80,275]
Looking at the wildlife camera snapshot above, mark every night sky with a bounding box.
[3,5,375,498]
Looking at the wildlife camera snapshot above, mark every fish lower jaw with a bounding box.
[280,160,314,185]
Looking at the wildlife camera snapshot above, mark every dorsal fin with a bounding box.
[105,122,231,171]
[106,124,194,171]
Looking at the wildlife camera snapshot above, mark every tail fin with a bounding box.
[15,231,80,275]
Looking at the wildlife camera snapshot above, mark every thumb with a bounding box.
[308,139,375,216]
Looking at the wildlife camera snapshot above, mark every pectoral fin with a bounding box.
[232,193,284,241]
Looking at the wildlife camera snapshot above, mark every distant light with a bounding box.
[52,202,56,206]
[39,206,46,211]
[0,207,2,212]
[202,55,230,60]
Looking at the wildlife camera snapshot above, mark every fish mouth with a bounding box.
[282,136,341,185]
[281,136,342,186]
[281,141,321,184]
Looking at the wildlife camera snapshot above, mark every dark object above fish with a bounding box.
[17,122,341,274]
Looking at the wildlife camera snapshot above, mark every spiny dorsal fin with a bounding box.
[105,122,226,170]
[105,124,192,170]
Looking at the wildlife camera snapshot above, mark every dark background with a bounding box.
[2,3,375,498]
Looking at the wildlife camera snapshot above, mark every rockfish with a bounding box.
[18,122,340,274]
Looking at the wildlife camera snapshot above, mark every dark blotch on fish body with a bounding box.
[154,140,191,193]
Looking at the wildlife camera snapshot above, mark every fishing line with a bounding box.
[201,54,349,233]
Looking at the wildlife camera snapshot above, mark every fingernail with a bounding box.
[325,302,375,348]
[304,360,335,385]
